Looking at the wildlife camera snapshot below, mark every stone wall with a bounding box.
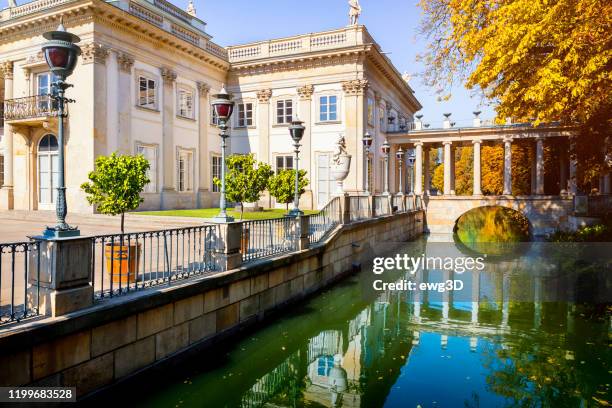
[0,210,424,398]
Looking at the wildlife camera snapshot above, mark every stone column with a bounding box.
[389,144,397,193]
[559,147,568,195]
[423,146,430,195]
[503,137,513,195]
[450,145,456,194]
[568,137,578,195]
[82,43,109,161]
[257,89,272,208]
[472,139,482,195]
[197,82,211,207]
[443,141,452,195]
[414,142,423,195]
[342,80,369,193]
[161,68,177,201]
[0,61,14,209]
[297,85,314,208]
[116,53,134,154]
[535,137,545,195]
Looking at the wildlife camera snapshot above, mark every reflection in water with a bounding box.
[128,236,610,408]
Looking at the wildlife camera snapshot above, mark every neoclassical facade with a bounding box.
[0,0,421,213]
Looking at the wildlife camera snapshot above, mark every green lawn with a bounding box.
[135,208,318,220]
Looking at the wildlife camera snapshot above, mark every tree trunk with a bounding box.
[240,202,244,220]
[121,212,125,235]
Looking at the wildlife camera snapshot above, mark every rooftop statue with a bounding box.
[348,0,361,26]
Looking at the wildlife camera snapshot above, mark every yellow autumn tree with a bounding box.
[418,0,611,189]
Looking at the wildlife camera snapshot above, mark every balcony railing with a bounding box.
[3,95,60,122]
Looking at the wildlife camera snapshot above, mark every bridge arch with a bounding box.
[423,196,573,236]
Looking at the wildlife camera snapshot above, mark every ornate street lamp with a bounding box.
[407,149,416,194]
[396,147,405,194]
[382,139,390,195]
[212,85,235,222]
[42,19,81,238]
[288,118,305,217]
[362,132,373,195]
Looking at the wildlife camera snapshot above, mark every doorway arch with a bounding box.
[37,134,59,210]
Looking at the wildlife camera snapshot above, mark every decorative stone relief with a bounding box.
[25,51,45,66]
[81,43,109,65]
[117,53,134,73]
[161,68,177,85]
[342,79,369,96]
[297,84,314,100]
[0,61,14,79]
[256,89,272,103]
[196,81,210,97]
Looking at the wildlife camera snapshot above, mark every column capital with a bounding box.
[342,79,369,96]
[81,42,109,65]
[196,81,210,96]
[442,140,453,146]
[0,60,13,79]
[256,89,272,103]
[117,52,134,73]
[161,67,177,85]
[414,141,424,147]
[471,138,482,145]
[503,136,513,144]
[297,84,314,100]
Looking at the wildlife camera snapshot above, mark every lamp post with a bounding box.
[288,118,305,217]
[212,85,235,223]
[42,19,81,239]
[396,147,405,194]
[382,139,390,195]
[407,149,416,194]
[362,132,373,195]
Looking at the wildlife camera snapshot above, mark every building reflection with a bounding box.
[237,254,605,408]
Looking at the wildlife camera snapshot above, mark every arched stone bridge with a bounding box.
[422,195,574,235]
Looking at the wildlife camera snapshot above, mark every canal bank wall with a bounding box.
[0,210,424,398]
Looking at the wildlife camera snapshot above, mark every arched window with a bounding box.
[38,134,59,207]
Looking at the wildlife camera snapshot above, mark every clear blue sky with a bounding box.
[186,0,496,124]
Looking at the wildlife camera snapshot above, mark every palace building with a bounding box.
[0,0,420,213]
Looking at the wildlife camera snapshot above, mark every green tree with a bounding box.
[213,154,273,220]
[81,153,150,234]
[268,169,309,211]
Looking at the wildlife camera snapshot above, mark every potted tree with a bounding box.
[213,154,273,253]
[81,153,150,285]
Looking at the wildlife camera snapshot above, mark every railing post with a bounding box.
[338,194,351,224]
[296,216,310,250]
[28,237,93,317]
[213,222,243,270]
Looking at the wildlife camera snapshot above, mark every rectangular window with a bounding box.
[211,105,220,126]
[138,76,157,109]
[275,155,294,174]
[136,145,157,193]
[177,150,193,192]
[177,89,194,118]
[276,99,293,124]
[36,72,59,111]
[0,155,4,187]
[319,95,338,122]
[237,102,254,127]
[211,155,222,192]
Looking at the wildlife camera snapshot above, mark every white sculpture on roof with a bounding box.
[348,0,361,26]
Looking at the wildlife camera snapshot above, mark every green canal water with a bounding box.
[113,235,610,408]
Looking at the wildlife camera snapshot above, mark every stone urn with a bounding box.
[331,154,352,195]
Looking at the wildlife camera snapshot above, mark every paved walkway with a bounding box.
[0,211,204,243]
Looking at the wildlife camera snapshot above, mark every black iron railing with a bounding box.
[91,225,218,300]
[0,241,41,325]
[308,197,341,244]
[241,217,297,263]
[3,95,60,121]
